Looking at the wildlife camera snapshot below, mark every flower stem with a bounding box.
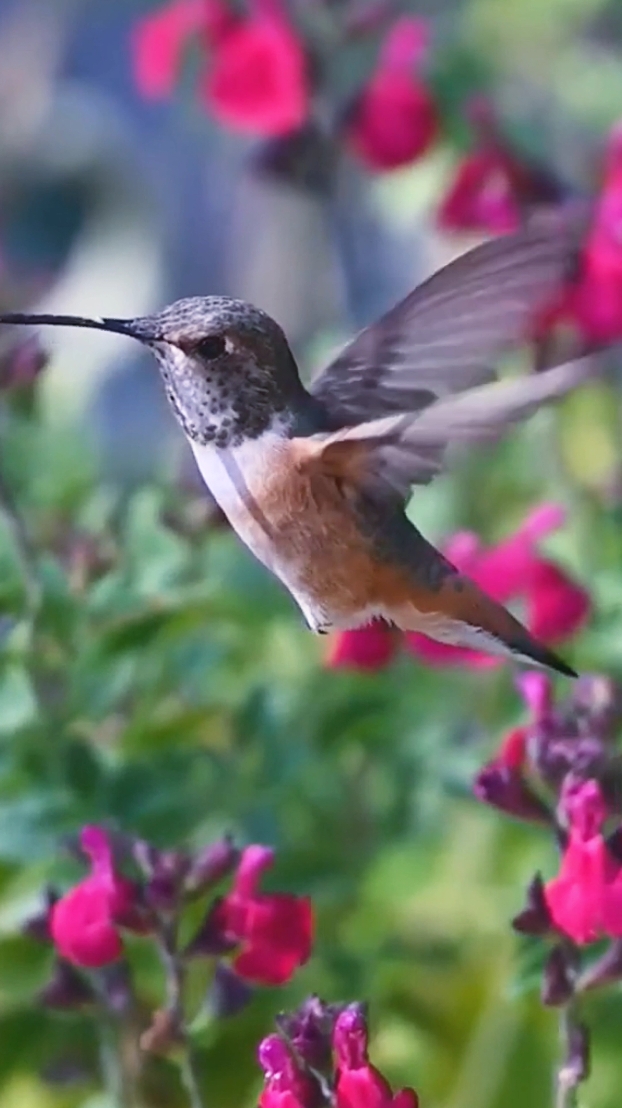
[554,1004,588,1108]
[180,1043,207,1108]
[157,919,207,1108]
[97,1016,130,1108]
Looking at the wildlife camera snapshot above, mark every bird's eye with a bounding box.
[196,335,226,360]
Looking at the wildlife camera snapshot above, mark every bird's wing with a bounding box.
[310,208,586,426]
[297,359,591,501]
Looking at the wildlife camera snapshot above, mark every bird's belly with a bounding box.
[190,435,397,630]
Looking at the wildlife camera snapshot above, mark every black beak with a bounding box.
[0,312,159,342]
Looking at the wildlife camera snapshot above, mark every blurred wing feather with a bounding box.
[311,209,587,426]
[302,360,592,500]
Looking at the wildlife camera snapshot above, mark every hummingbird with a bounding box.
[0,214,591,677]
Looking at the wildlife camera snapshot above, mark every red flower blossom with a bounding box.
[132,0,309,136]
[406,503,589,668]
[50,826,145,969]
[536,122,622,348]
[438,148,520,234]
[214,845,313,985]
[333,1005,419,1108]
[473,724,550,823]
[437,98,565,235]
[346,18,438,171]
[325,623,399,671]
[203,17,308,136]
[132,0,232,100]
[259,1035,319,1108]
[545,780,622,944]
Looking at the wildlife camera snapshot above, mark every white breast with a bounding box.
[190,433,287,574]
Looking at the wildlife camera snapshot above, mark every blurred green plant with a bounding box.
[0,293,618,1108]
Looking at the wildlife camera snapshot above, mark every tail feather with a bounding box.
[401,570,579,677]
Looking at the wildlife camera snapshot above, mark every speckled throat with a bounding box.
[150,340,300,448]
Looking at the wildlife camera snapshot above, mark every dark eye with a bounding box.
[196,335,226,360]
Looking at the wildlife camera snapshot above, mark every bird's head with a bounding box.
[0,295,305,446]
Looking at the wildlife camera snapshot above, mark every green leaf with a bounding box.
[0,665,37,735]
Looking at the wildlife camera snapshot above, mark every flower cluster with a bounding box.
[535,123,622,352]
[26,826,312,1024]
[474,671,622,1092]
[258,997,418,1108]
[132,4,622,361]
[326,502,589,672]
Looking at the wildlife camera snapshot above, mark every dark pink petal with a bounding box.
[232,894,313,985]
[392,1092,419,1108]
[333,1004,369,1069]
[347,70,437,171]
[437,150,519,234]
[203,19,309,136]
[132,0,207,100]
[50,880,123,968]
[233,845,275,899]
[561,778,608,839]
[516,672,553,720]
[378,17,429,69]
[326,625,399,671]
[497,727,527,770]
[527,560,590,643]
[336,1065,395,1108]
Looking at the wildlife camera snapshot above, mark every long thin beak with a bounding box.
[0,312,158,342]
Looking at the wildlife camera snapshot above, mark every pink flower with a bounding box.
[545,780,622,944]
[259,1035,318,1108]
[203,17,308,135]
[437,98,563,236]
[437,148,520,234]
[50,827,146,969]
[132,0,309,137]
[132,0,232,100]
[473,725,550,822]
[214,845,313,985]
[333,1005,419,1108]
[406,503,589,668]
[346,18,438,171]
[325,623,399,671]
[535,122,622,347]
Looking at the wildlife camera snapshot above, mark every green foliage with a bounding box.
[0,349,620,1108]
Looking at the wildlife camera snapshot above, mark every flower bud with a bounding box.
[512,874,553,936]
[39,959,94,1009]
[541,945,576,1007]
[208,960,253,1018]
[185,836,240,897]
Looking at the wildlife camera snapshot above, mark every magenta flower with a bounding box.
[50,827,146,969]
[132,0,309,136]
[346,18,438,171]
[212,845,313,985]
[536,121,622,347]
[437,146,520,234]
[258,1000,419,1108]
[333,1005,419,1108]
[325,622,399,671]
[545,780,622,945]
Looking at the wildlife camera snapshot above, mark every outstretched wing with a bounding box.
[298,359,591,501]
[310,209,586,427]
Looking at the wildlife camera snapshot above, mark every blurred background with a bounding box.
[0,0,622,1106]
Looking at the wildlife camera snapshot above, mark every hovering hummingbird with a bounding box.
[0,214,591,676]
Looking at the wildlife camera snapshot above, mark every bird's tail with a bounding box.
[449,577,578,677]
[401,569,578,677]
